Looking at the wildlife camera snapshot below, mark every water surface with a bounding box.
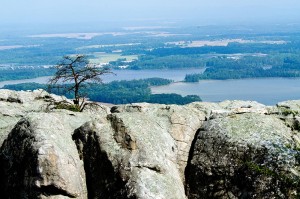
[151,78,300,105]
[2,69,300,105]
[0,68,205,88]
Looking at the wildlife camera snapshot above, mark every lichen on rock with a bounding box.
[185,110,300,199]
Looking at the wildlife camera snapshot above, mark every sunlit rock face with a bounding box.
[1,89,300,199]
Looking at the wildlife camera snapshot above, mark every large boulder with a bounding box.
[0,89,71,146]
[0,113,91,198]
[0,89,108,146]
[0,89,107,199]
[73,103,205,199]
[185,111,300,198]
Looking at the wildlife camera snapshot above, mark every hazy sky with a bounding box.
[1,0,300,26]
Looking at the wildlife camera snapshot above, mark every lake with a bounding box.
[1,69,300,105]
[0,68,205,88]
[151,78,300,105]
[0,76,52,89]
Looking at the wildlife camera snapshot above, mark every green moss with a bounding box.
[245,161,300,188]
[285,143,292,149]
[280,108,299,116]
[285,143,300,152]
[55,103,81,112]
[245,161,275,176]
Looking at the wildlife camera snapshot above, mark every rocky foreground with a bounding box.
[1,89,300,199]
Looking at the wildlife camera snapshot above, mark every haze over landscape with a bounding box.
[1,0,300,28]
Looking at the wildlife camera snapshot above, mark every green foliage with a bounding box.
[185,69,300,82]
[85,78,201,104]
[148,94,201,105]
[0,68,55,81]
[279,108,299,116]
[182,52,300,81]
[55,103,81,112]
[2,82,47,90]
[121,55,206,69]
[245,161,275,176]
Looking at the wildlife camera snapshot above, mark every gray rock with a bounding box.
[277,100,300,111]
[0,90,106,199]
[0,89,72,146]
[73,103,206,199]
[1,89,300,199]
[0,112,93,198]
[186,112,300,199]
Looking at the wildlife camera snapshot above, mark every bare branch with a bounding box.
[47,54,112,110]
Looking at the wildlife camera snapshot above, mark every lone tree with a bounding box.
[48,54,111,109]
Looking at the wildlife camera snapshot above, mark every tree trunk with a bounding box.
[74,85,79,105]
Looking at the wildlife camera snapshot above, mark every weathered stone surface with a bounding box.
[0,89,106,199]
[0,113,91,198]
[0,89,108,145]
[277,100,300,111]
[1,89,300,199]
[0,89,72,146]
[0,89,71,105]
[73,103,206,199]
[186,112,300,199]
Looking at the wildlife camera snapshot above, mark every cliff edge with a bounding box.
[1,89,300,199]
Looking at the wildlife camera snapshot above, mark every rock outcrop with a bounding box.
[72,103,205,198]
[1,89,300,198]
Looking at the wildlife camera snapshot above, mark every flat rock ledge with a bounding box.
[1,89,300,199]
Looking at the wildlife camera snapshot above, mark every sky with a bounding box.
[1,0,300,27]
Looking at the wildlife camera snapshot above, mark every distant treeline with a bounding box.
[145,42,300,56]
[185,54,300,82]
[185,55,300,81]
[3,78,201,105]
[111,55,206,69]
[0,68,55,81]
[109,40,300,73]
[185,68,300,82]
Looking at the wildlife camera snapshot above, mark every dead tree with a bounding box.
[48,54,111,110]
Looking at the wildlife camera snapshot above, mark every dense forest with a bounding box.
[0,67,54,81]
[184,54,300,81]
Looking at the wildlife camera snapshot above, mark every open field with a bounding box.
[28,32,131,40]
[77,43,141,50]
[89,53,138,64]
[166,39,287,47]
[0,45,40,51]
